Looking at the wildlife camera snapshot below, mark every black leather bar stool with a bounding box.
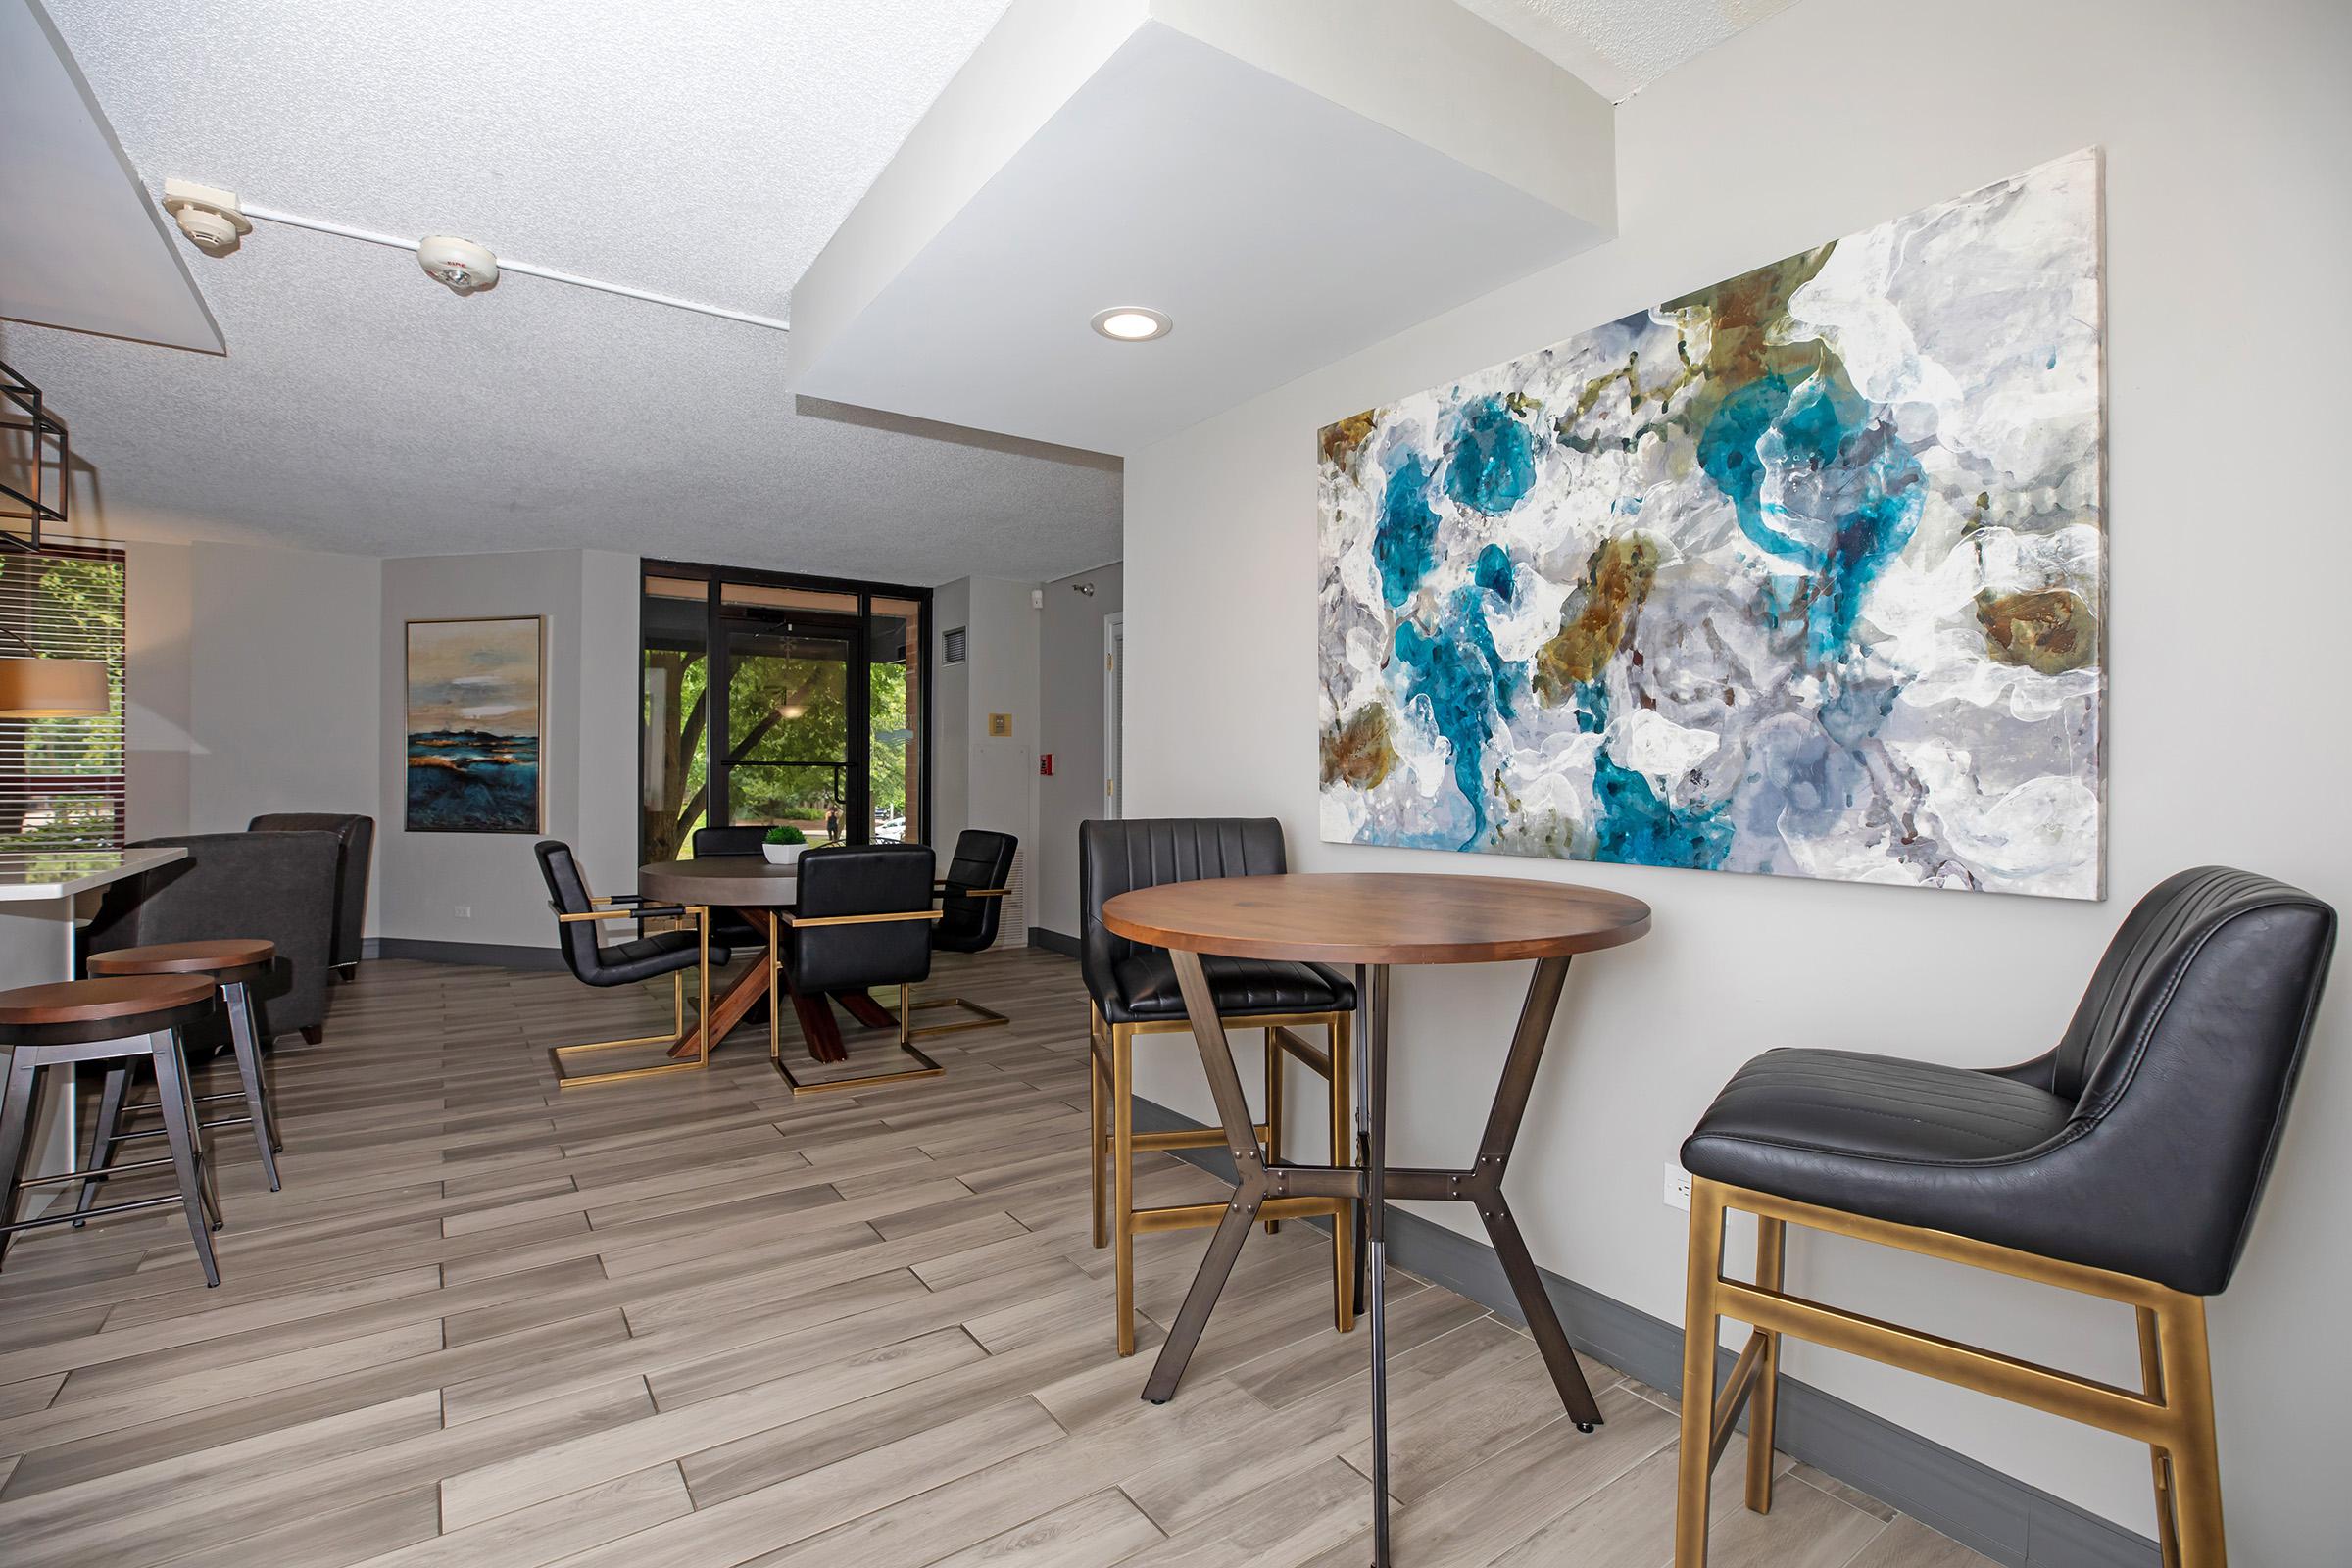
[1672,867,2336,1568]
[1080,817,1357,1357]
[82,939,284,1197]
[0,973,225,1286]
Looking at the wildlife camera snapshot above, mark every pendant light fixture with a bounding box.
[0,627,109,718]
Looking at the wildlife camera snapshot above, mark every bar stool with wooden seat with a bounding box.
[81,939,284,1198]
[0,973,225,1285]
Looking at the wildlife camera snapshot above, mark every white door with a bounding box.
[1103,613,1124,819]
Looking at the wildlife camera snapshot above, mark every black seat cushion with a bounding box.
[1105,952,1356,1025]
[1685,1048,2071,1180]
[593,928,732,987]
[1682,1048,2089,1274]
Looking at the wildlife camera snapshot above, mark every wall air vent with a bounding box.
[943,626,968,664]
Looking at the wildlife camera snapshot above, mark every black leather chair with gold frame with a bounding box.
[906,828,1017,1041]
[535,841,721,1090]
[1672,867,2335,1567]
[1081,817,1357,1357]
[769,843,943,1095]
[689,824,774,951]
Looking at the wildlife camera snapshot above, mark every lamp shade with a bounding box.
[0,656,110,717]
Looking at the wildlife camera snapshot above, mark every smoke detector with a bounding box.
[416,235,499,293]
[161,179,250,250]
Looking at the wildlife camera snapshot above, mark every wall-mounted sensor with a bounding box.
[161,179,250,250]
[416,236,499,293]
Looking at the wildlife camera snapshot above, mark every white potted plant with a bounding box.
[762,824,808,866]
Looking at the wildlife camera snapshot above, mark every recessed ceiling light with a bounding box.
[1091,306,1172,342]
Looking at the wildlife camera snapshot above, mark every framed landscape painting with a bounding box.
[1318,149,2105,899]
[405,616,544,833]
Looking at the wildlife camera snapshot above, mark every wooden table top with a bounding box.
[87,939,274,977]
[638,858,800,908]
[0,974,219,1026]
[1102,872,1651,965]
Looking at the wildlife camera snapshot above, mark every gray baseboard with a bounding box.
[362,937,567,970]
[1028,927,1081,957]
[1130,1098,2158,1568]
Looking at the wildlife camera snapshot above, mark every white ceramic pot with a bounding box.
[762,841,806,867]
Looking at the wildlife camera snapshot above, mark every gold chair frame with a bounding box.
[768,907,950,1096]
[549,904,713,1090]
[1676,1176,2225,1567]
[906,882,1013,1041]
[1089,1001,1355,1356]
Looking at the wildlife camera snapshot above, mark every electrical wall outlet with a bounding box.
[454,906,471,918]
[1663,1161,1692,1211]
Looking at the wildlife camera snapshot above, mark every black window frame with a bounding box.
[638,559,932,858]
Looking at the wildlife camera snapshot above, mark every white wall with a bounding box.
[376,549,638,949]
[184,542,382,842]
[122,539,192,841]
[574,550,641,893]
[932,577,972,849]
[1122,0,2352,1553]
[934,575,1043,920]
[121,540,639,950]
[1037,561,1121,939]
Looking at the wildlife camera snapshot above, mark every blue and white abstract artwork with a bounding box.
[1318,150,2104,899]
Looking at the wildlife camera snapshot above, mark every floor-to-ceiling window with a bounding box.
[639,562,926,862]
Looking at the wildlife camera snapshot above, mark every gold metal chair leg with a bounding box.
[2139,1306,2181,1568]
[772,987,946,1096]
[1676,1180,1727,1567]
[767,911,781,1064]
[1676,1178,2236,1568]
[1089,1007,1108,1250]
[1330,1007,1355,1334]
[551,906,715,1089]
[906,995,1010,1039]
[1112,1020,1136,1357]
[694,905,711,1066]
[2155,1296,2226,1567]
[1746,1215,1785,1513]
[1263,1026,1284,1236]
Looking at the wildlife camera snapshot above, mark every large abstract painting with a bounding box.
[405,616,544,833]
[1319,150,2104,899]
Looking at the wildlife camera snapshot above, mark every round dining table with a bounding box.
[637,858,903,1067]
[1101,870,1651,1568]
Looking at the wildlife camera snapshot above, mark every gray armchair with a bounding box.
[249,813,373,980]
[82,832,340,1046]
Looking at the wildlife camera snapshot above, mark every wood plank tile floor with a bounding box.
[0,949,1996,1567]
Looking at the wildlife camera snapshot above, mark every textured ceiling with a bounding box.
[6,0,1124,583]
[1455,0,1800,100]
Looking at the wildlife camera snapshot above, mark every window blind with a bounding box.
[0,542,126,851]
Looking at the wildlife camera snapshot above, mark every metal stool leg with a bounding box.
[223,981,283,1187]
[0,1048,40,1268]
[1263,1026,1283,1235]
[73,1063,132,1226]
[148,1029,221,1287]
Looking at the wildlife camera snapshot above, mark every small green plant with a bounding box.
[763,824,808,846]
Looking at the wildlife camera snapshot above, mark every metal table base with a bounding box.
[1139,952,1601,1567]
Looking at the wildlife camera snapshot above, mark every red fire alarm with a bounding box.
[1039,753,1055,776]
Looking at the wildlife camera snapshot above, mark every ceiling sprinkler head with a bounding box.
[416,235,498,293]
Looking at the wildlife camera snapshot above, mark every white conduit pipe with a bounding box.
[239,203,792,334]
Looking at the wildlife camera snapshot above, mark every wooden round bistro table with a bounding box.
[1102,871,1651,1568]
[636,858,880,1069]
